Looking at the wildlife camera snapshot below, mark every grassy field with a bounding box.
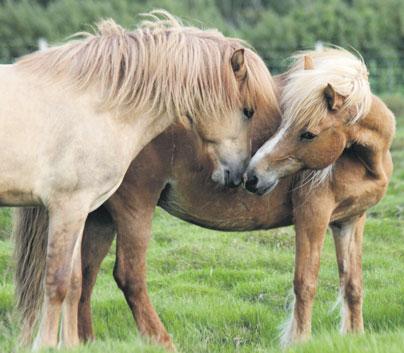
[0,115,403,353]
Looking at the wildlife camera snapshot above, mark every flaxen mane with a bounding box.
[283,48,372,187]
[281,48,371,130]
[17,10,277,121]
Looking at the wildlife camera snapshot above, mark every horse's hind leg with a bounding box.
[331,213,365,334]
[78,207,116,341]
[33,200,88,350]
[107,192,174,351]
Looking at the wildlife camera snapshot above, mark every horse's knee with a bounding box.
[46,266,82,304]
[45,270,70,303]
[113,261,126,290]
[294,278,316,303]
[113,261,136,290]
[113,263,145,298]
[346,280,362,305]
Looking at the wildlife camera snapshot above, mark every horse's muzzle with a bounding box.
[243,170,278,195]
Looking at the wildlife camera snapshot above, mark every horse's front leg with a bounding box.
[78,207,116,342]
[33,198,88,350]
[107,190,175,351]
[331,213,365,334]
[280,200,332,348]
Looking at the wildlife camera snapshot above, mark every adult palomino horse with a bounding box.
[13,49,395,349]
[2,11,276,349]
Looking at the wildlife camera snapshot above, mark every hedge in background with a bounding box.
[0,0,403,92]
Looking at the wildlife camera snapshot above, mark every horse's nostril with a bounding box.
[245,175,258,193]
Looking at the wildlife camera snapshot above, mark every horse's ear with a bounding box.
[304,55,314,70]
[324,83,344,111]
[231,48,247,80]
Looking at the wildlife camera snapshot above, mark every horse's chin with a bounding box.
[256,179,279,195]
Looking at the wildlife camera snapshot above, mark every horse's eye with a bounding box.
[300,131,317,140]
[243,108,254,120]
[186,113,194,125]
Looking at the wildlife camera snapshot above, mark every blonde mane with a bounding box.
[281,48,372,130]
[281,48,372,188]
[16,10,277,123]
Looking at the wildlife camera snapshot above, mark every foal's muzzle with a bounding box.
[243,169,279,195]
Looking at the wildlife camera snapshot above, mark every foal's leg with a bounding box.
[78,207,116,341]
[331,213,365,334]
[108,192,174,351]
[280,201,332,348]
[33,200,88,350]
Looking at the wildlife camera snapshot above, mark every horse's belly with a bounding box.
[0,138,42,206]
[158,180,292,231]
[0,189,40,206]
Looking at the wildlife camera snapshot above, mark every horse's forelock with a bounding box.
[281,48,372,131]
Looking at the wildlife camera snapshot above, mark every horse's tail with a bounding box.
[13,207,48,345]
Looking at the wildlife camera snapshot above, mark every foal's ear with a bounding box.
[304,55,314,70]
[324,83,345,111]
[231,48,247,80]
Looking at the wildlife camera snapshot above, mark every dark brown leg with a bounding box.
[331,213,365,334]
[77,132,173,346]
[78,207,116,342]
[108,190,175,351]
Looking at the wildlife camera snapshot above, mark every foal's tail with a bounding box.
[13,207,49,345]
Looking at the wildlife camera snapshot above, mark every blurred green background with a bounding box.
[0,1,403,352]
[1,0,404,93]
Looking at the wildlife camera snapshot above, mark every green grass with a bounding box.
[0,115,403,353]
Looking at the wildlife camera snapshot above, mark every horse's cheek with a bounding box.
[302,133,344,169]
[317,132,345,166]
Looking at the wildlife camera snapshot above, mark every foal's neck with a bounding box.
[347,95,395,183]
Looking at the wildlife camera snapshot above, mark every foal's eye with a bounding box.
[300,131,317,140]
[243,108,254,120]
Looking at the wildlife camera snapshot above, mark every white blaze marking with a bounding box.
[249,126,287,169]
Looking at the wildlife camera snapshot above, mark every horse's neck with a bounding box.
[348,95,395,182]
[250,75,283,154]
